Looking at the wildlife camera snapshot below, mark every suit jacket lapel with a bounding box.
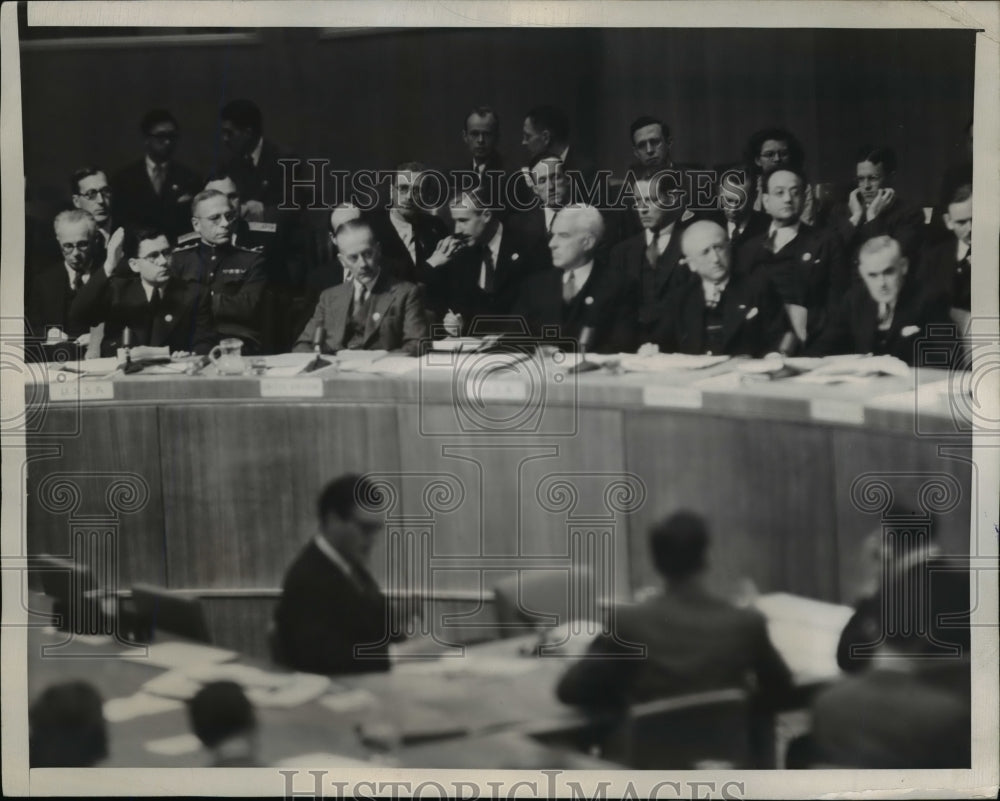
[652,233,683,296]
[681,284,706,352]
[854,294,879,353]
[327,284,352,348]
[720,281,749,348]
[363,278,395,344]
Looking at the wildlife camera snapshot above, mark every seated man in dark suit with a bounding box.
[556,511,792,709]
[521,105,595,197]
[451,105,513,211]
[366,162,448,285]
[609,175,694,345]
[69,226,216,357]
[829,146,925,267]
[273,473,401,675]
[219,98,293,217]
[71,167,115,247]
[811,550,970,768]
[807,235,952,367]
[293,218,428,356]
[738,166,849,344]
[29,681,108,768]
[420,187,546,336]
[512,204,637,353]
[712,164,770,265]
[25,210,118,361]
[917,183,971,330]
[110,109,200,241]
[648,220,793,357]
[505,154,568,263]
[743,127,818,226]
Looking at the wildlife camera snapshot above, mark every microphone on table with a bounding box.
[122,327,143,374]
[568,326,601,374]
[302,325,333,373]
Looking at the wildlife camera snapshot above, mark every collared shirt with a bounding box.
[956,240,970,263]
[701,276,730,307]
[563,261,593,299]
[313,534,356,580]
[877,301,895,330]
[64,263,90,290]
[353,270,379,301]
[644,223,674,257]
[388,213,416,264]
[478,224,504,290]
[249,136,264,168]
[768,220,801,254]
[543,207,558,233]
[558,146,570,163]
[142,282,162,303]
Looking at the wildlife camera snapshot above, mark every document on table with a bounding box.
[104,692,185,722]
[619,353,731,372]
[350,356,421,375]
[794,354,911,383]
[319,687,379,713]
[121,641,237,670]
[275,752,372,768]
[144,733,202,756]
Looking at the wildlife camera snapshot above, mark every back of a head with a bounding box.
[188,680,256,749]
[220,98,262,133]
[29,681,107,767]
[649,511,709,582]
[317,472,382,524]
[526,105,570,144]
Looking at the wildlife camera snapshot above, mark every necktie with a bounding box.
[563,270,577,304]
[767,228,779,253]
[546,210,556,234]
[645,236,660,269]
[728,221,737,241]
[149,287,161,310]
[151,164,165,195]
[704,283,722,309]
[72,272,83,292]
[400,227,415,264]
[481,244,496,292]
[352,284,369,330]
[877,302,893,331]
[962,245,971,270]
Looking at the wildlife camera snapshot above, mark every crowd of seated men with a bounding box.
[24,100,973,368]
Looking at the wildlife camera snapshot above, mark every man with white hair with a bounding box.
[807,235,952,366]
[25,209,120,359]
[648,220,792,357]
[512,204,636,353]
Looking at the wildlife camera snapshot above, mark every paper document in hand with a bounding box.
[104,692,185,722]
[121,640,237,669]
[619,353,731,372]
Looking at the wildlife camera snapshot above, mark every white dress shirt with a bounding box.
[249,136,264,168]
[702,276,730,307]
[956,240,970,262]
[563,261,594,300]
[313,534,355,579]
[768,220,801,253]
[389,213,416,264]
[64,263,90,290]
[645,224,674,256]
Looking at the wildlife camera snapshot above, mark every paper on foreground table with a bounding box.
[120,640,237,669]
[794,354,911,383]
[104,691,185,722]
[618,353,732,372]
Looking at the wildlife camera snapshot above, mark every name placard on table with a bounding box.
[48,380,114,402]
[259,378,324,398]
[642,386,703,409]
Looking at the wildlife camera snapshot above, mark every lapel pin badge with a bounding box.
[584,296,594,306]
[164,314,174,323]
[801,252,812,261]
[511,252,519,261]
[745,307,759,320]
[372,312,382,322]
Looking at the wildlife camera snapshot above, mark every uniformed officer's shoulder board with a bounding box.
[234,244,264,254]
[176,231,200,247]
[247,221,277,233]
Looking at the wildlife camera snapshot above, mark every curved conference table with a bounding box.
[22,349,973,657]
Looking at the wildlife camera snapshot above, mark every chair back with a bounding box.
[131,583,211,643]
[492,568,594,639]
[614,687,751,769]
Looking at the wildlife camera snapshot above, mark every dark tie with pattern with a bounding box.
[352,285,369,331]
[645,236,660,268]
[481,244,496,293]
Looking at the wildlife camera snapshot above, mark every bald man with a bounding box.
[511,204,637,353]
[648,220,792,358]
[807,235,952,366]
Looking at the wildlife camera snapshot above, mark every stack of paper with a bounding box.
[350,356,420,375]
[619,353,731,372]
[121,641,237,670]
[794,354,910,384]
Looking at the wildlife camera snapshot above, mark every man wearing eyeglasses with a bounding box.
[171,189,266,353]
[25,210,120,360]
[110,109,201,241]
[69,226,216,357]
[71,168,115,246]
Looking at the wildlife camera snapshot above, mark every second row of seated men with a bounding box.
[30,155,971,367]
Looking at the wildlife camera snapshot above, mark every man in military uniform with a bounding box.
[171,189,266,353]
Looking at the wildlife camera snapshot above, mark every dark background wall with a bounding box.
[21,27,974,216]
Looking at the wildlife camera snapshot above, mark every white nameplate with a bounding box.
[810,399,864,425]
[260,378,323,398]
[642,386,703,409]
[49,380,114,402]
[470,380,528,402]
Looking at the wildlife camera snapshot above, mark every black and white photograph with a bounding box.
[1,1,997,797]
